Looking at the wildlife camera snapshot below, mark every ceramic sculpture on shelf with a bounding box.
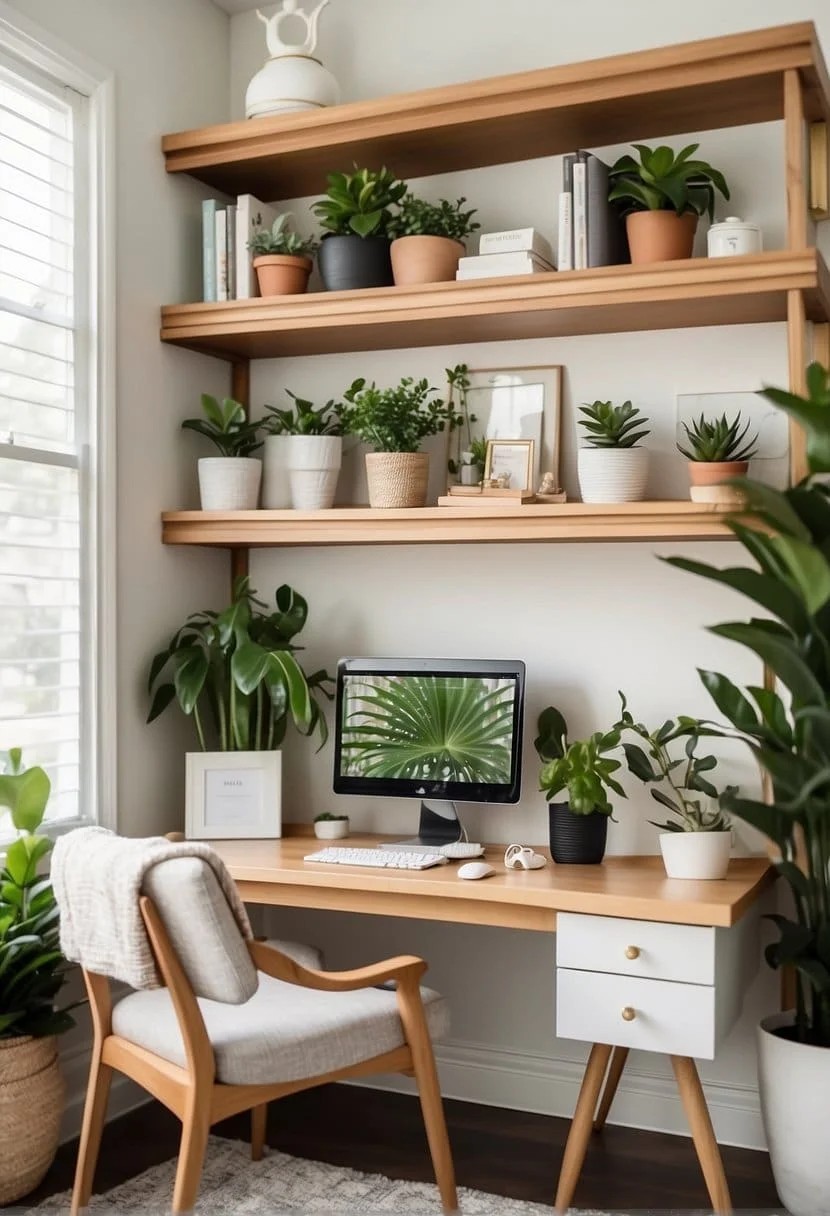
[245,0,340,119]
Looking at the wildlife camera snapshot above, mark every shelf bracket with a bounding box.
[810,121,829,220]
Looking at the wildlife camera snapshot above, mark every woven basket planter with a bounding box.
[0,1035,64,1204]
[365,452,429,508]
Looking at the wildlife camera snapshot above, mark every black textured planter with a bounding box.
[548,802,608,864]
[317,234,394,291]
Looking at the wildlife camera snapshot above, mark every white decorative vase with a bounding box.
[313,817,349,840]
[262,435,292,508]
[659,831,732,880]
[758,1012,830,1216]
[245,1,340,119]
[197,458,261,510]
[286,435,342,510]
[577,447,649,503]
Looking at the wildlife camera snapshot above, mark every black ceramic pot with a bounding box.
[548,802,608,864]
[317,234,394,291]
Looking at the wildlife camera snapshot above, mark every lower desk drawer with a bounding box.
[556,967,716,1058]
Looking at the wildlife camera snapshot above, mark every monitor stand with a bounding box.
[379,800,464,853]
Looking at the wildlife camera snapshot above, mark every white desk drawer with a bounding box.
[556,967,716,1058]
[557,912,715,985]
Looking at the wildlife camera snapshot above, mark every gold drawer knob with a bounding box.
[625,945,641,960]
[621,1006,636,1022]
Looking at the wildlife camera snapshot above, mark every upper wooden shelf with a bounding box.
[162,23,830,199]
[160,250,830,361]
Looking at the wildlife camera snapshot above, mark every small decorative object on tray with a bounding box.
[536,471,568,504]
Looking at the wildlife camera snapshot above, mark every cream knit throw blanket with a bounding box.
[52,827,253,991]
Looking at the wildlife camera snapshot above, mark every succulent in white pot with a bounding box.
[262,390,345,511]
[577,399,650,503]
[313,812,350,840]
[182,394,263,511]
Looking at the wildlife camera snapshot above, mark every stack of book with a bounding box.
[557,151,629,272]
[455,228,556,280]
[201,194,282,302]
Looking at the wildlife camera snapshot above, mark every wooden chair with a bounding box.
[70,856,457,1213]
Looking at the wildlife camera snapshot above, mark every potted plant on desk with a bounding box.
[247,213,319,297]
[677,411,758,505]
[576,399,650,503]
[313,812,350,840]
[182,394,263,510]
[388,194,479,285]
[311,166,407,291]
[534,707,624,864]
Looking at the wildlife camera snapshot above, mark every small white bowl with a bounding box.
[313,818,350,840]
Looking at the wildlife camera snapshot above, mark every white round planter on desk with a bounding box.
[198,458,261,510]
[286,435,343,510]
[577,447,649,503]
[313,817,349,840]
[659,831,731,879]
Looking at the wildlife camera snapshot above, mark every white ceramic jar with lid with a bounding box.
[707,216,763,257]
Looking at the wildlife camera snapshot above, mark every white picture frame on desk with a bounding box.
[185,751,281,839]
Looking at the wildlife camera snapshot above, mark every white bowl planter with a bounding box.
[198,458,261,510]
[262,436,292,509]
[313,817,349,840]
[659,830,731,880]
[758,1012,830,1216]
[286,435,343,510]
[577,447,649,503]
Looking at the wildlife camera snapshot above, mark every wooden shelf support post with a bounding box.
[785,68,810,483]
[229,359,252,590]
[810,121,829,219]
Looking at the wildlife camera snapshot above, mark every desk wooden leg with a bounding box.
[554,1042,612,1213]
[671,1056,732,1215]
[593,1045,629,1131]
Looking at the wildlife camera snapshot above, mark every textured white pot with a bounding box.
[313,817,349,840]
[245,57,340,118]
[659,831,731,880]
[197,458,261,510]
[577,447,649,503]
[286,435,343,510]
[262,435,292,509]
[758,1013,830,1216]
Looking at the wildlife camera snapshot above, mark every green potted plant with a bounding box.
[261,389,347,510]
[608,142,730,263]
[534,707,624,864]
[182,394,263,510]
[460,437,489,486]
[677,411,758,504]
[387,195,480,286]
[576,399,650,503]
[313,811,350,840]
[614,694,734,879]
[247,213,319,297]
[664,361,830,1215]
[0,750,74,1205]
[340,376,462,508]
[444,363,480,486]
[311,166,407,291]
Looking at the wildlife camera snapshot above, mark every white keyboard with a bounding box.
[303,846,449,870]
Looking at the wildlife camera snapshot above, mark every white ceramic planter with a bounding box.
[197,458,261,510]
[758,1012,830,1216]
[313,817,349,840]
[262,435,292,509]
[577,447,649,503]
[659,830,731,880]
[286,435,343,510]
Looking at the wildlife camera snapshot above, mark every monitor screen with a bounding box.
[333,657,525,803]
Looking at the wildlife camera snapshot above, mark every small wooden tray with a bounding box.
[437,492,536,508]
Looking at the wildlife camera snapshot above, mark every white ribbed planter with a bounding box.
[198,458,261,510]
[262,436,292,509]
[313,817,350,840]
[659,830,731,879]
[286,435,343,510]
[758,1013,830,1216]
[577,447,649,503]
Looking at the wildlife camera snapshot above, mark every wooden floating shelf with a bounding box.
[161,23,830,199]
[161,501,738,549]
[160,250,830,361]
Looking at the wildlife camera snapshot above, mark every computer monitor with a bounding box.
[333,656,525,848]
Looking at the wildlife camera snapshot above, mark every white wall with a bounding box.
[226,0,830,1148]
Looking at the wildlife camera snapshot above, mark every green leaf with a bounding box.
[172,646,210,716]
[768,535,830,614]
[664,556,806,632]
[534,706,568,761]
[698,669,758,731]
[709,621,824,707]
[622,742,660,783]
[0,766,50,833]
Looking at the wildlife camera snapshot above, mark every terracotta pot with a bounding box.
[365,452,429,508]
[688,459,749,505]
[253,254,312,297]
[625,211,698,263]
[0,1035,64,1204]
[390,235,464,286]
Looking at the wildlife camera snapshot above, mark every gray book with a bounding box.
[582,151,629,268]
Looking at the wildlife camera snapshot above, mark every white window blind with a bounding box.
[0,51,93,831]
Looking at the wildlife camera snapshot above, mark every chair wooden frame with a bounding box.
[71,897,458,1214]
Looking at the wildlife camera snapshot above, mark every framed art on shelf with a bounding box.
[185,750,282,839]
[483,439,535,491]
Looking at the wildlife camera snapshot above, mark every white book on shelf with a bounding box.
[478,227,553,261]
[458,250,555,273]
[557,191,573,272]
[456,256,555,280]
[572,160,587,270]
[236,194,282,299]
[215,209,228,302]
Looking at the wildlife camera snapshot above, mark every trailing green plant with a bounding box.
[311,166,407,239]
[247,212,319,258]
[534,707,625,816]
[340,675,516,783]
[181,395,262,458]
[340,376,463,453]
[445,363,478,476]
[664,360,830,1045]
[608,143,730,221]
[678,412,759,463]
[578,400,650,449]
[147,577,334,752]
[387,195,480,242]
[262,389,347,436]
[614,694,733,832]
[0,750,75,1039]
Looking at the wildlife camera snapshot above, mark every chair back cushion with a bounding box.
[142,857,258,1004]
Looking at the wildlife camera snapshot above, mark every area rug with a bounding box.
[25,1136,609,1214]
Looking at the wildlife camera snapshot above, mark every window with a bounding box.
[0,20,114,835]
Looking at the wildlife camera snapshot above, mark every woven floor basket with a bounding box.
[0,1036,64,1204]
[365,452,429,508]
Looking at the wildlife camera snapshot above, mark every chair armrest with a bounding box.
[248,940,427,992]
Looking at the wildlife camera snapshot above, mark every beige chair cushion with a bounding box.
[111,944,449,1085]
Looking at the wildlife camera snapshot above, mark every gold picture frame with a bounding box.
[483,439,535,491]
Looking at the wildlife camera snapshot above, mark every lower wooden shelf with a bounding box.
[161,501,736,548]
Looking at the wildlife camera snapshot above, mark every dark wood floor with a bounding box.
[28,1085,780,1212]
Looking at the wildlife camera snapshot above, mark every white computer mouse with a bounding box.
[457,861,496,881]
